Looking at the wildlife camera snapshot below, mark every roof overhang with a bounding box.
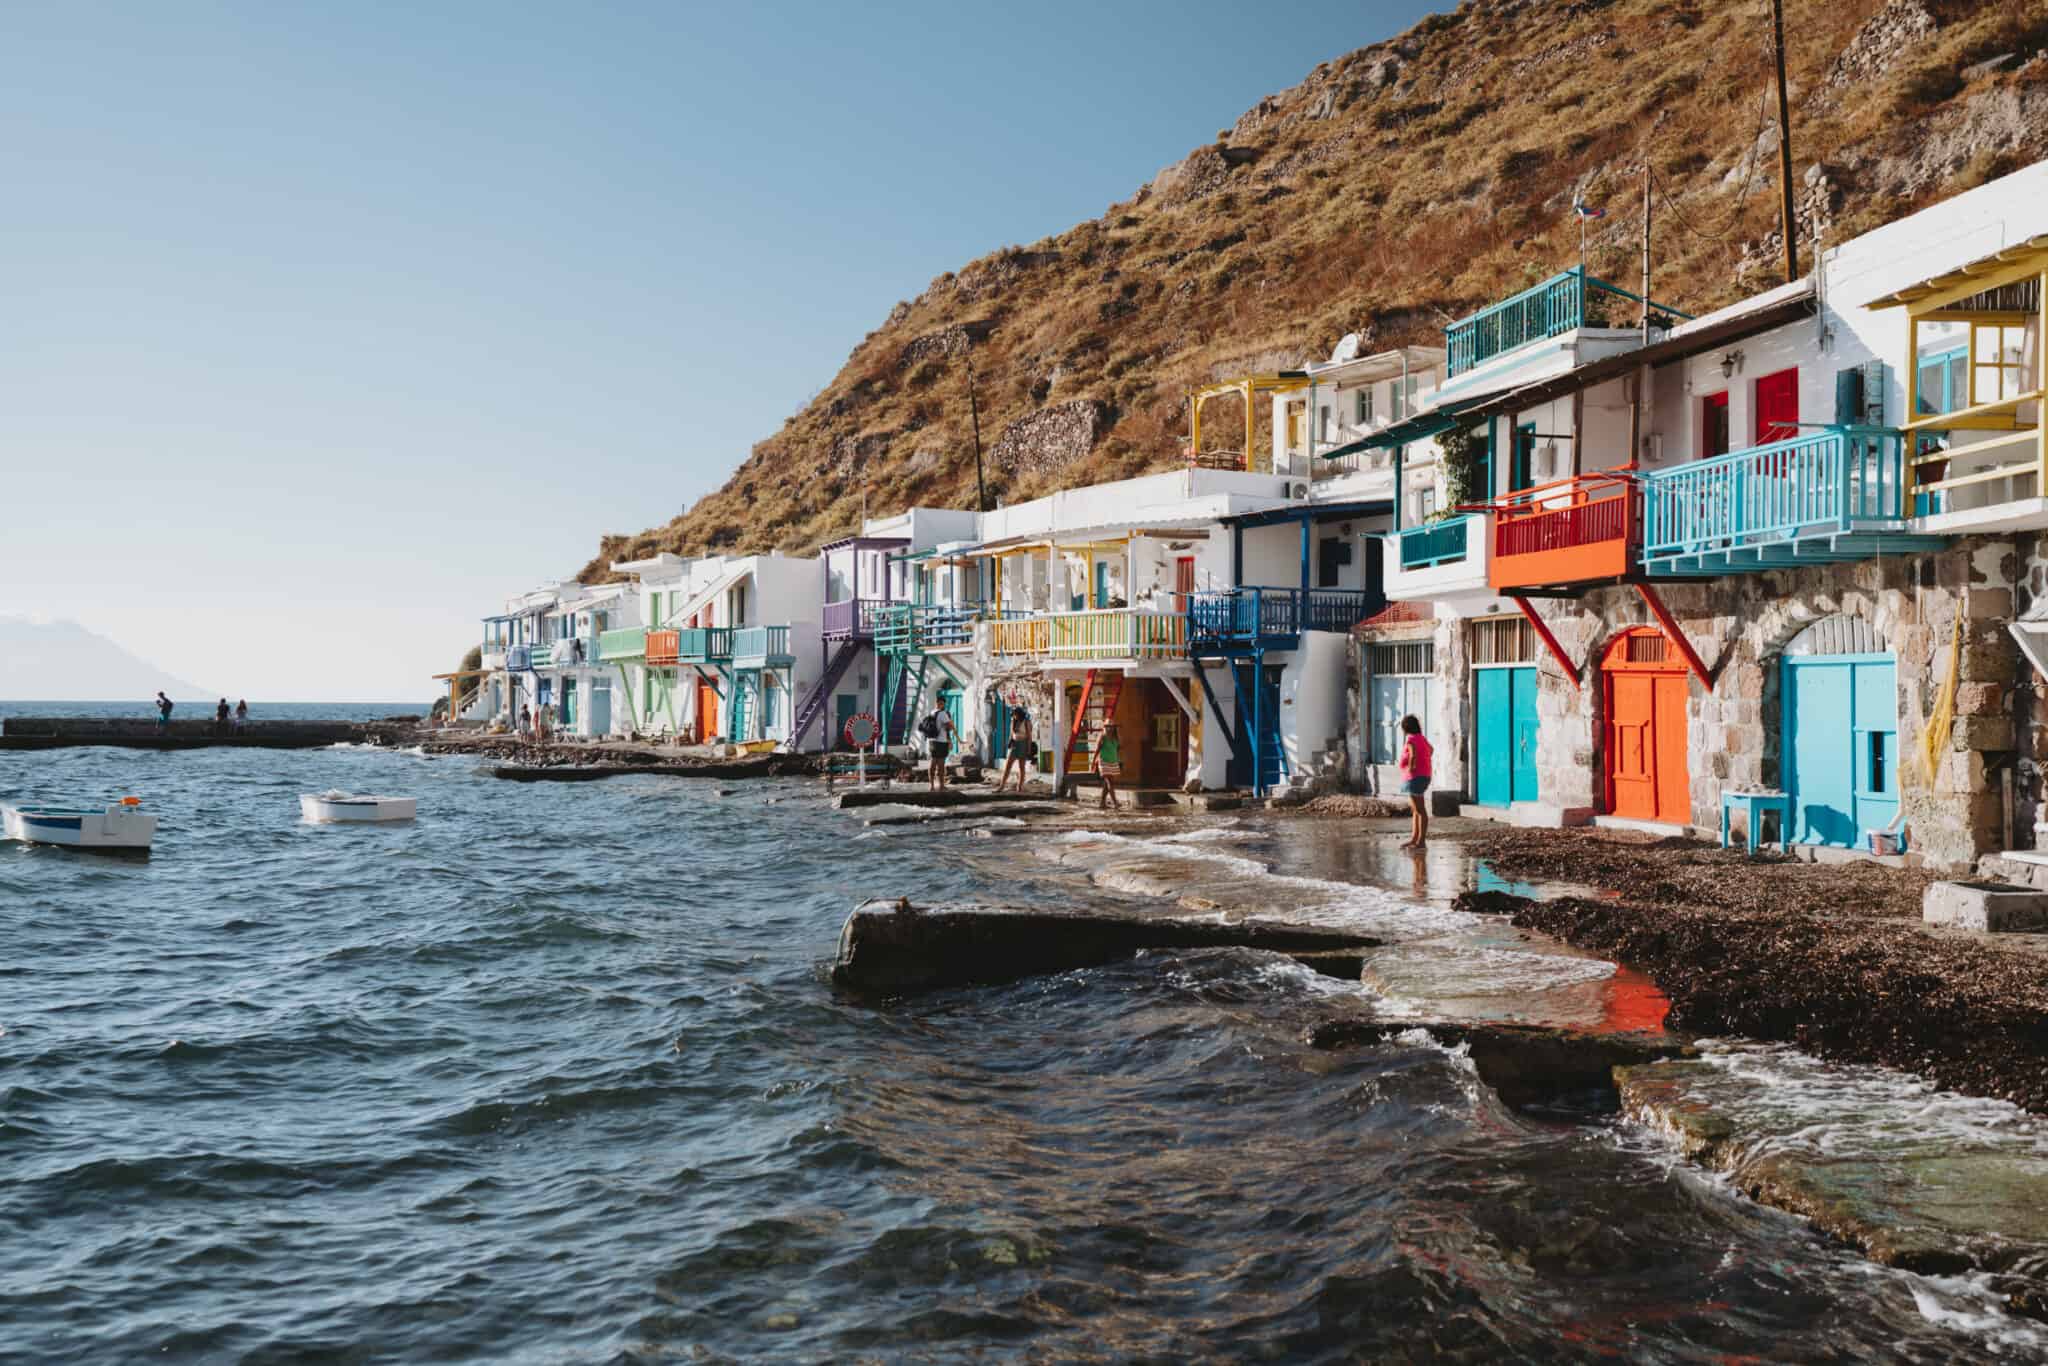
[1866,234,2048,315]
[1223,499,1392,528]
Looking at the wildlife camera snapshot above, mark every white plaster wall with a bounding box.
[1282,631,1350,774]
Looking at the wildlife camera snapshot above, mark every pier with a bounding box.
[0,716,413,751]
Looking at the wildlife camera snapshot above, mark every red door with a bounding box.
[1602,629,1690,824]
[1174,556,1195,613]
[1754,368,1799,445]
[1701,391,1730,457]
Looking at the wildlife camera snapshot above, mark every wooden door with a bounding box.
[1702,391,1730,457]
[1174,556,1195,613]
[698,681,720,743]
[1785,653,1897,847]
[1754,367,1799,445]
[1602,630,1688,823]
[1509,665,1541,802]
[1474,668,1514,806]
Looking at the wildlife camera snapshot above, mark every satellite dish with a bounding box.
[1330,333,1362,363]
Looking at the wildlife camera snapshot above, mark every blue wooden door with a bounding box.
[590,681,611,736]
[834,692,859,748]
[1510,665,1541,802]
[1785,654,1896,847]
[1475,668,1513,805]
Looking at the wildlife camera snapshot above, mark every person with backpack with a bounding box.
[1396,713,1433,850]
[918,701,955,791]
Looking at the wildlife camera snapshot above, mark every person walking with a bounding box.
[518,703,532,738]
[1396,714,1433,850]
[997,707,1036,792]
[1093,720,1124,810]
[155,692,174,731]
[918,700,955,791]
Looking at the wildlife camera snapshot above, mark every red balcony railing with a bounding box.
[1487,471,1638,590]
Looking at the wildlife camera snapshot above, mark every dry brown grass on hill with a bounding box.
[580,0,2048,582]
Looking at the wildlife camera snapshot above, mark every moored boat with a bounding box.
[299,791,418,823]
[1,798,158,851]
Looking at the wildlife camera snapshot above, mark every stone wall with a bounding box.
[1508,536,2021,871]
[989,400,1110,479]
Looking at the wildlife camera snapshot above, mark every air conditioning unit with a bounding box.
[1287,482,1309,500]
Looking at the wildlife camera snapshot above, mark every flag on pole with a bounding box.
[1573,200,1606,219]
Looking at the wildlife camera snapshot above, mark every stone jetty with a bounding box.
[0,716,413,751]
[830,900,1382,995]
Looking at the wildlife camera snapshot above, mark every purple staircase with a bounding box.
[790,640,862,751]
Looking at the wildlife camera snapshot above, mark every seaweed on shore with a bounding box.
[1467,829,2048,1115]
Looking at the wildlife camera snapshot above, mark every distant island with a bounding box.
[0,616,212,702]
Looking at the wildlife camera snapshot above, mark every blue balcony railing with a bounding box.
[1639,426,1908,567]
[1187,587,1375,650]
[1396,516,1471,570]
[1445,267,1691,376]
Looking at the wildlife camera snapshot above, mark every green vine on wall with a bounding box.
[1434,425,1484,519]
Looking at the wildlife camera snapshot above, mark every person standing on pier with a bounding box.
[1396,714,1432,851]
[155,692,173,731]
[919,700,955,791]
[234,699,248,734]
[1094,721,1124,811]
[997,707,1035,792]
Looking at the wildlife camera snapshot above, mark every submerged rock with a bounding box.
[831,901,1381,995]
[1617,1049,2048,1285]
[1306,1018,1690,1109]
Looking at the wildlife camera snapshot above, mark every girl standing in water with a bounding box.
[1396,713,1432,850]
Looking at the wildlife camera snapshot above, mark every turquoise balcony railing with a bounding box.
[597,627,646,661]
[673,627,733,662]
[877,603,982,652]
[1397,516,1471,569]
[730,625,791,661]
[1639,426,1921,575]
[1445,268,1690,376]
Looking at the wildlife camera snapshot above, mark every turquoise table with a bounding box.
[1720,789,1790,854]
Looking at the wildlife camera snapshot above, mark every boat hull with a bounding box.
[300,794,418,823]
[2,804,158,850]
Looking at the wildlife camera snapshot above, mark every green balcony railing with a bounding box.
[674,626,733,662]
[597,627,646,661]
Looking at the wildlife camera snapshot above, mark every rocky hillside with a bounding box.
[583,0,2048,578]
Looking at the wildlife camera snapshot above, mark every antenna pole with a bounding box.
[1771,0,1800,282]
[966,348,988,513]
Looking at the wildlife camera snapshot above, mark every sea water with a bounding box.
[2,734,2041,1360]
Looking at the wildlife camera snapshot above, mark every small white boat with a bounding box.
[300,791,418,823]
[2,798,158,851]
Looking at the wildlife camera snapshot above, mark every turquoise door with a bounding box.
[1784,654,1897,847]
[1475,666,1540,805]
[1093,561,1109,608]
[590,681,611,736]
[1511,666,1540,800]
[941,683,964,738]
[834,693,859,748]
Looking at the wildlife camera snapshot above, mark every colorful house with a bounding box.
[1354,156,2048,870]
[788,508,979,752]
[612,551,824,745]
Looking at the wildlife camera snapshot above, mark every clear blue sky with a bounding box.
[1,1,1437,702]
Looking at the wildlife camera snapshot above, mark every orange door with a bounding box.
[1602,629,1690,824]
[698,682,720,742]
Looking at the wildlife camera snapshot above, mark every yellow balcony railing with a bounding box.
[988,609,1185,661]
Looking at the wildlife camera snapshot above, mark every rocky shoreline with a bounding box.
[1459,826,2048,1116]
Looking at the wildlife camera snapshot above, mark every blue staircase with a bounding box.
[1227,657,1287,795]
[790,640,861,751]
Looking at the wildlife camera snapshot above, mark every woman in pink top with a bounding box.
[1396,714,1433,850]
